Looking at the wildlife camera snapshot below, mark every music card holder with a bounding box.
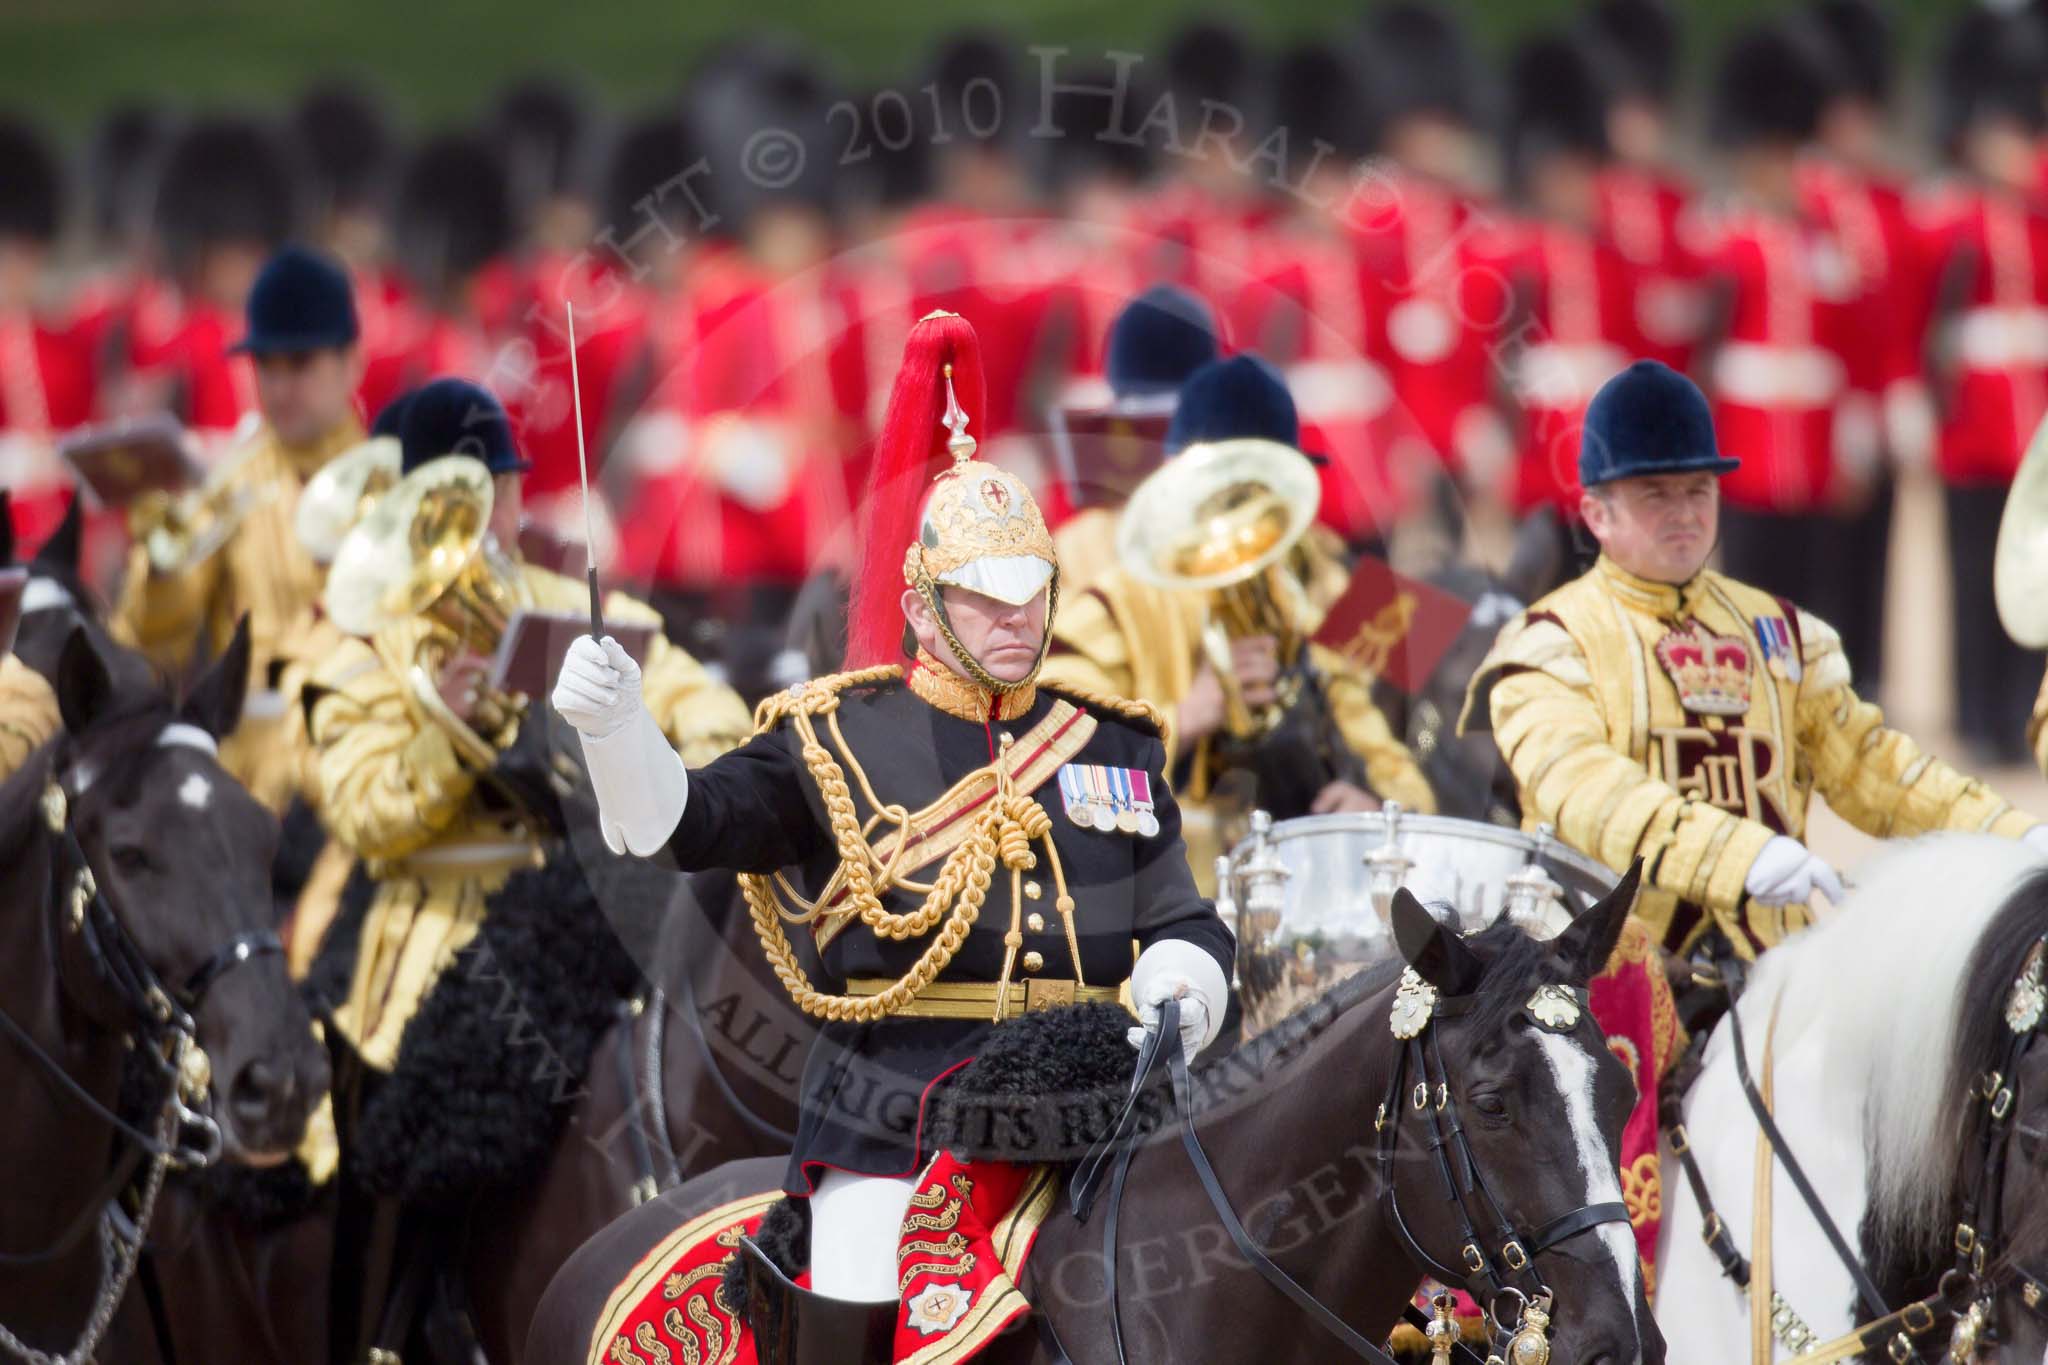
[1047,400,1174,513]
[490,608,654,700]
[0,567,25,658]
[59,414,201,509]
[517,521,587,578]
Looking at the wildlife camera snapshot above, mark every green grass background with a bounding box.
[0,0,1977,136]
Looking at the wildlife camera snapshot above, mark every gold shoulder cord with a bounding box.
[742,667,1084,1023]
[1038,682,1171,753]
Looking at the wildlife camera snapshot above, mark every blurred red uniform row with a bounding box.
[8,158,2048,589]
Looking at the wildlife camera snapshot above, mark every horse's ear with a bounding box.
[181,615,250,740]
[1553,859,1643,983]
[1392,887,1484,996]
[1502,508,1567,606]
[32,494,81,576]
[57,624,115,737]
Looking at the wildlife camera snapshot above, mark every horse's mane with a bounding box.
[1752,835,2045,1263]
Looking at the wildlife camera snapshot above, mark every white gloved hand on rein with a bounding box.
[1744,834,1845,909]
[1125,939,1230,1064]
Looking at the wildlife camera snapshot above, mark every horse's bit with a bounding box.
[1072,981,1632,1365]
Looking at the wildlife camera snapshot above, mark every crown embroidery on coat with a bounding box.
[1654,619,1752,717]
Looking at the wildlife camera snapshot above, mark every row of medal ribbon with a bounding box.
[1057,763,1160,838]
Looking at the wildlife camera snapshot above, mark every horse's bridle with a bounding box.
[1665,959,2043,1364]
[1373,973,1633,1364]
[0,767,281,1365]
[1071,980,1634,1365]
[1944,932,2048,1357]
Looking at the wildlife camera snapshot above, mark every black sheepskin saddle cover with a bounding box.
[721,1002,1143,1307]
[924,1002,1150,1164]
[346,852,665,1205]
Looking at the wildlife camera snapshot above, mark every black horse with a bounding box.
[526,869,1664,1365]
[0,621,329,1361]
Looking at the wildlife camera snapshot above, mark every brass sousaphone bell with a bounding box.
[1997,412,2048,648]
[1116,437,1323,737]
[294,435,401,565]
[324,455,524,765]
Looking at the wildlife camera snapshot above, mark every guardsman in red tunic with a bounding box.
[1921,7,2048,763]
[0,116,97,549]
[1691,21,1884,653]
[1795,0,1925,697]
[1583,0,1707,375]
[616,46,868,695]
[488,77,599,263]
[128,116,299,442]
[291,81,409,424]
[1349,3,1515,499]
[1033,55,1160,472]
[885,33,1069,470]
[358,133,512,420]
[1124,22,1275,311]
[1496,32,1642,521]
[1229,42,1411,548]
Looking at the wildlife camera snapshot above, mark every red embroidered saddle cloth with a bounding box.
[590,1156,1061,1365]
[1407,919,1680,1329]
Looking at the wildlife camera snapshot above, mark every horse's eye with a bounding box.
[1471,1092,1509,1119]
[111,845,151,875]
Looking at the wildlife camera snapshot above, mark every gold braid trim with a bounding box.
[741,664,1067,1022]
[1041,682,1171,751]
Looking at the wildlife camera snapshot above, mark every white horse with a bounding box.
[1655,833,2047,1362]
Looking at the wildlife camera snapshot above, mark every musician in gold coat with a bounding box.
[113,246,367,811]
[1463,361,2045,959]
[306,380,751,1073]
[1042,354,1434,880]
[0,653,57,782]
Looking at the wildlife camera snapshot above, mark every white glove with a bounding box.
[553,636,643,739]
[550,635,689,857]
[1125,939,1230,1064]
[1744,835,1845,909]
[2023,825,2048,856]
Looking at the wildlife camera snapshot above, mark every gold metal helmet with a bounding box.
[900,363,1060,692]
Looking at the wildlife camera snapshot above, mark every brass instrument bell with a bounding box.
[294,436,401,565]
[1997,411,2048,648]
[324,455,518,653]
[1116,437,1321,737]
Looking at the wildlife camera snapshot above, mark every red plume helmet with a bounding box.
[844,311,987,670]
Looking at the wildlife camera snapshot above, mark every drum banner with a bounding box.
[1406,917,1680,1331]
[589,1158,1058,1365]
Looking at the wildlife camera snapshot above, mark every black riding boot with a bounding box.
[738,1237,895,1365]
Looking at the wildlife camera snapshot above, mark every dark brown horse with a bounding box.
[0,621,329,1362]
[525,871,1665,1365]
